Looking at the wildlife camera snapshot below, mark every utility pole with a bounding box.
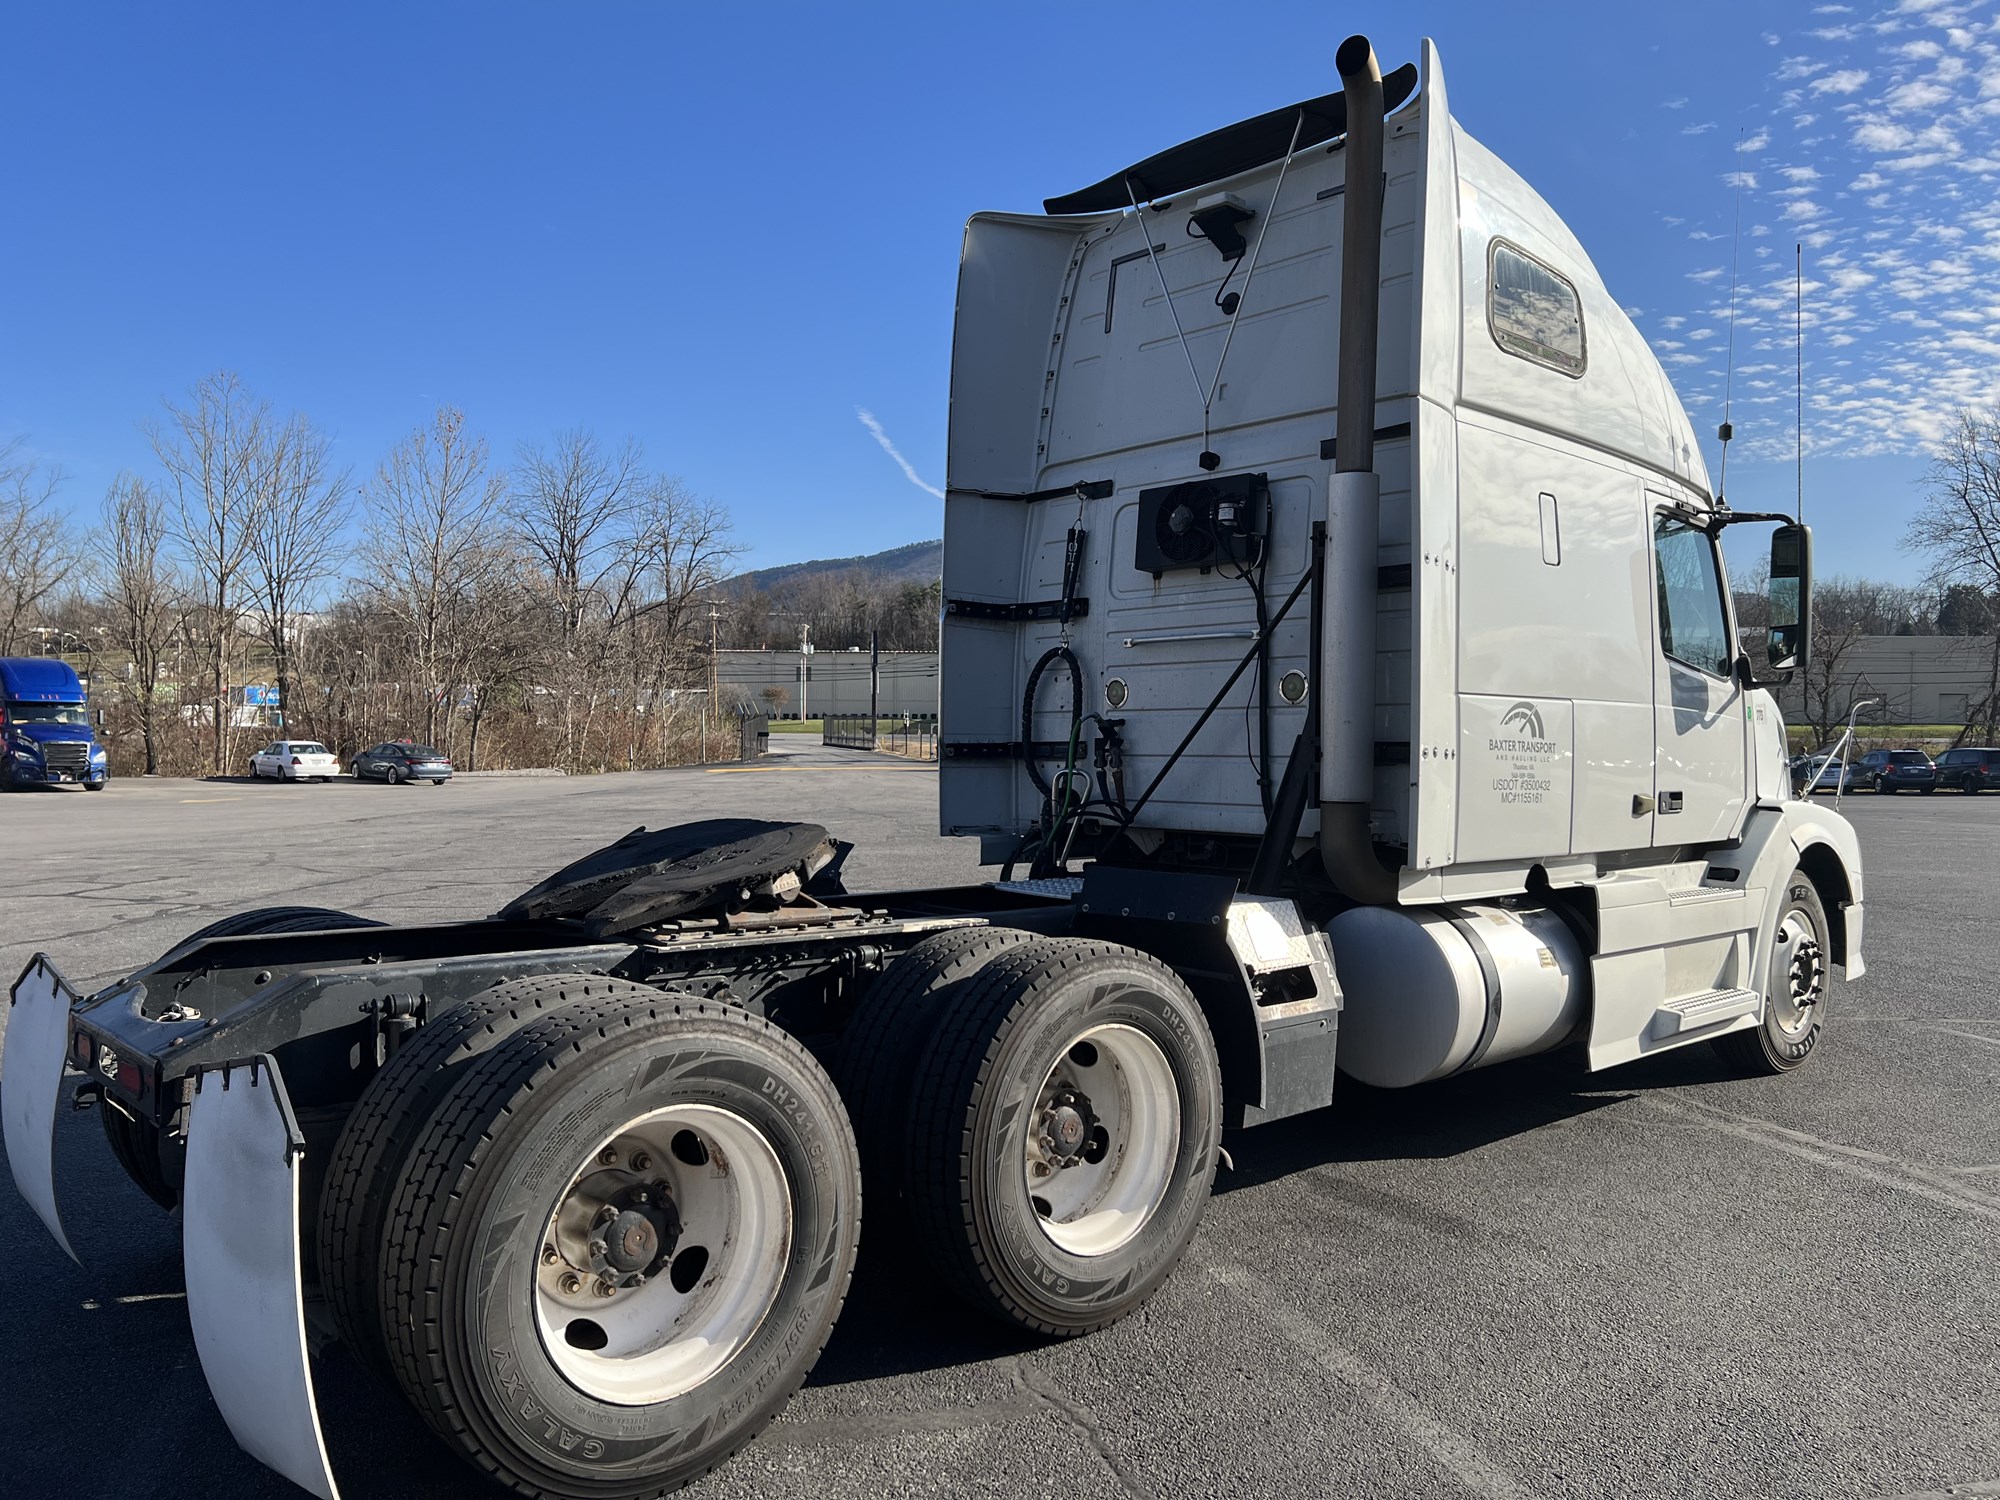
[869,628,880,746]
[798,622,813,723]
[707,605,722,762]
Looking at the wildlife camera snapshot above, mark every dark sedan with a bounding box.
[1936,746,2000,793]
[352,741,454,785]
[1853,748,1937,794]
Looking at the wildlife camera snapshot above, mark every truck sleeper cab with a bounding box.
[2,34,1861,1500]
[0,657,108,790]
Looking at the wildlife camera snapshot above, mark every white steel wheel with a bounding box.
[535,1103,792,1406]
[904,936,1223,1337]
[1024,1023,1180,1258]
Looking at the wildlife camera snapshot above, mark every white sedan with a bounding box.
[249,740,341,783]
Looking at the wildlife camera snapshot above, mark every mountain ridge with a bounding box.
[732,539,941,591]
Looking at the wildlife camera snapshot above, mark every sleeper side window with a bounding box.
[1489,241,1586,376]
[1654,516,1733,679]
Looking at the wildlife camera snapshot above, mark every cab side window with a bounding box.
[1654,515,1733,678]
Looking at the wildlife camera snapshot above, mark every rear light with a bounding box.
[116,1059,144,1098]
[72,1031,92,1067]
[290,756,301,765]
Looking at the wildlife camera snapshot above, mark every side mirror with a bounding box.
[1766,523,1812,675]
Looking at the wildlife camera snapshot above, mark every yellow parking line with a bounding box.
[704,765,919,774]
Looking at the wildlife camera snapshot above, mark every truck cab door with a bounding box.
[1650,510,1748,845]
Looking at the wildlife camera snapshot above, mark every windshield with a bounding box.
[6,701,86,726]
[1889,751,1929,765]
[289,743,330,756]
[405,745,443,759]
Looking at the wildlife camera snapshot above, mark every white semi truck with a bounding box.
[3,34,1861,1500]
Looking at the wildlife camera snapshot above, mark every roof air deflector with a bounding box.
[1042,61,1419,216]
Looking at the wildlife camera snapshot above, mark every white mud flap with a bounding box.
[183,1056,341,1500]
[3,955,81,1263]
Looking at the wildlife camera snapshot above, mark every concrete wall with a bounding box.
[717,650,938,719]
[1780,634,1998,724]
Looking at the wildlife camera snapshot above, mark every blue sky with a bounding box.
[4,1,1994,585]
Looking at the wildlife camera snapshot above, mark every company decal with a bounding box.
[1488,701,1558,806]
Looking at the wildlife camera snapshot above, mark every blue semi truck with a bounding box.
[0,657,108,790]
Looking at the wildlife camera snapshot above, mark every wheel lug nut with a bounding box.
[594,1277,617,1298]
[541,1244,559,1266]
[631,1151,652,1172]
[596,1204,618,1225]
[598,1147,618,1166]
[587,1239,608,1259]
[559,1272,582,1295]
[1031,1161,1051,1178]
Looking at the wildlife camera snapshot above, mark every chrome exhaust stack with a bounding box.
[1318,33,1400,904]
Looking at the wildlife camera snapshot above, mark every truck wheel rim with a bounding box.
[1769,912,1825,1037]
[1023,1022,1179,1258]
[534,1103,792,1406]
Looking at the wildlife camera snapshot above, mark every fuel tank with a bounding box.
[1324,902,1587,1088]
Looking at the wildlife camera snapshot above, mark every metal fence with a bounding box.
[823,714,878,750]
[822,713,937,760]
[882,714,937,761]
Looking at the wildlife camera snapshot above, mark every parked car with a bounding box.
[1853,748,1938,794]
[249,740,340,783]
[1935,746,2000,794]
[352,740,454,784]
[1790,753,1852,795]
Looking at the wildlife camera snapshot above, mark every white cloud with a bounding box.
[1896,38,1944,58]
[1662,96,1689,109]
[1751,224,1773,236]
[1855,119,1916,150]
[1851,170,1888,189]
[1829,265,1877,292]
[1683,120,1718,135]
[855,409,943,500]
[1782,198,1825,220]
[1886,77,1953,111]
[1689,327,1719,341]
[1777,56,1826,80]
[1738,128,1771,151]
[1780,165,1822,182]
[1795,112,1820,127]
[1723,170,1759,188]
[1811,68,1871,94]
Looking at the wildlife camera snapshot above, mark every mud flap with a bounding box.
[3,955,80,1264]
[183,1056,341,1500]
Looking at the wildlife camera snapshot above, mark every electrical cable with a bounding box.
[1126,107,1304,465]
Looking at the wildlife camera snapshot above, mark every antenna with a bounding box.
[1795,243,1805,523]
[1716,140,1746,505]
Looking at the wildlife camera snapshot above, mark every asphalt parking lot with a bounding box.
[3,744,1998,1500]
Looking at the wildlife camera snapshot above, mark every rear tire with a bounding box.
[837,926,1040,1232]
[317,973,663,1384]
[386,765,403,785]
[379,994,859,1499]
[902,936,1221,1337]
[1714,872,1830,1075]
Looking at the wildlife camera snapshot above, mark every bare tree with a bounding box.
[508,429,642,645]
[246,413,349,731]
[0,440,80,653]
[1907,406,2000,744]
[95,475,187,775]
[362,407,506,746]
[151,372,271,773]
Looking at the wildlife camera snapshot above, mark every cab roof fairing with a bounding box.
[1445,118,1712,499]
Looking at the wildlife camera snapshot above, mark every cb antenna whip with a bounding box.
[1716,141,1746,506]
[1795,242,1805,523]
